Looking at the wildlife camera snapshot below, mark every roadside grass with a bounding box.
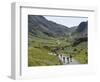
[28,36,88,66]
[28,47,62,66]
[59,42,88,64]
[73,42,88,64]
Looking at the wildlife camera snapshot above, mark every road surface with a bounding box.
[48,52,80,65]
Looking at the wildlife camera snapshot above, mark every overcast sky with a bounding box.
[44,16,88,28]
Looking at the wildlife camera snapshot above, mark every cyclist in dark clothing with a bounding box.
[63,57,65,63]
[70,55,72,62]
[67,57,69,64]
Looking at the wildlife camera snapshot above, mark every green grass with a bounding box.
[28,35,88,66]
[74,51,88,64]
[28,47,62,66]
[73,42,88,64]
[58,42,88,64]
[28,36,67,66]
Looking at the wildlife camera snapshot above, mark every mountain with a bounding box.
[71,21,88,46]
[69,26,78,32]
[71,21,88,39]
[28,15,70,38]
[76,21,88,37]
[28,15,88,42]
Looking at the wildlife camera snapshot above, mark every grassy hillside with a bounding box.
[28,47,62,66]
[73,42,88,64]
[28,35,88,66]
[60,41,88,64]
[28,36,64,66]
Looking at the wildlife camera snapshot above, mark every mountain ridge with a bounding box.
[28,15,88,39]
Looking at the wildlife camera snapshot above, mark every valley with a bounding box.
[28,15,88,66]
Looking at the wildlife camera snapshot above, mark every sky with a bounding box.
[44,16,88,28]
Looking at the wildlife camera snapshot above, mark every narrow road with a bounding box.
[58,54,80,65]
[48,52,80,65]
[67,58,80,65]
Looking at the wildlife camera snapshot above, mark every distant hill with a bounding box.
[69,26,78,32]
[28,15,70,38]
[28,15,88,40]
[71,21,88,39]
[71,21,88,46]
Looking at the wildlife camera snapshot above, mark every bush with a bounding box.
[73,48,77,51]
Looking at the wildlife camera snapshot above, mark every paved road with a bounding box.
[48,52,80,65]
[67,58,80,65]
[58,54,80,65]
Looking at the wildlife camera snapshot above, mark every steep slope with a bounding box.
[28,15,70,38]
[72,21,88,39]
[69,26,78,33]
[71,21,88,46]
[76,21,88,37]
